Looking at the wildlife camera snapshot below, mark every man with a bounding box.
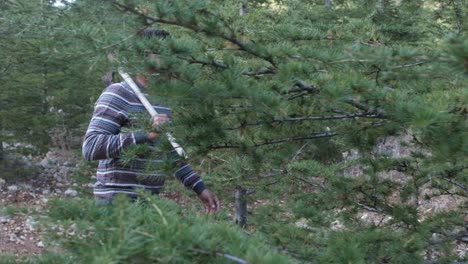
[82,28,220,213]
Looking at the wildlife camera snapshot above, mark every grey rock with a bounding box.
[39,158,53,169]
[7,185,18,193]
[0,215,10,223]
[25,217,38,231]
[64,188,78,197]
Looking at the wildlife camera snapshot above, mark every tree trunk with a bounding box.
[234,185,248,228]
[325,0,332,10]
[0,136,3,162]
[0,117,4,162]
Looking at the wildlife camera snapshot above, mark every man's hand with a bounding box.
[151,114,169,127]
[198,189,220,214]
[147,114,169,141]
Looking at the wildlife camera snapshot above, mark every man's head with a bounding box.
[102,28,170,86]
[139,28,170,74]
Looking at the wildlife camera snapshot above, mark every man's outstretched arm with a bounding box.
[174,161,220,213]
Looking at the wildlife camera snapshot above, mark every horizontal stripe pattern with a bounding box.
[82,82,206,200]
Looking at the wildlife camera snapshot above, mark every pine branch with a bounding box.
[110,0,277,68]
[0,64,11,75]
[177,56,276,76]
[275,246,315,263]
[111,1,198,31]
[177,55,228,69]
[208,132,338,149]
[344,99,387,118]
[191,248,250,264]
[357,202,383,213]
[253,132,338,147]
[390,61,428,70]
[444,164,468,177]
[285,81,320,100]
[435,165,468,192]
[431,165,468,193]
[435,177,466,192]
[295,176,325,189]
[290,143,309,161]
[328,59,372,64]
[242,68,276,76]
[368,61,428,74]
[220,34,277,67]
[226,112,379,130]
[451,0,464,34]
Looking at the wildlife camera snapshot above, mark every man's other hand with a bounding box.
[198,189,220,214]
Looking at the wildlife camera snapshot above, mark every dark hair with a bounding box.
[102,70,116,87]
[102,28,170,87]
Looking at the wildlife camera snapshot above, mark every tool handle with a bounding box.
[118,69,188,159]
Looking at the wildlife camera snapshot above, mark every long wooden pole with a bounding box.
[118,69,188,159]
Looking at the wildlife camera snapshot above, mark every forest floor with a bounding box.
[0,148,243,259]
[1,150,466,261]
[2,173,466,261]
[0,176,58,257]
[0,176,201,258]
[0,174,270,260]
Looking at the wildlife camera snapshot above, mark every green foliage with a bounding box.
[1,253,76,264]
[1,204,37,218]
[318,228,425,264]
[31,195,296,264]
[0,0,111,152]
[1,0,466,263]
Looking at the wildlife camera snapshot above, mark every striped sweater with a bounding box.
[82,81,206,200]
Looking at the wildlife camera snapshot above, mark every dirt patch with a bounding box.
[0,215,43,257]
[0,190,49,257]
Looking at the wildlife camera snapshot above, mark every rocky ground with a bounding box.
[0,150,218,259]
[0,150,83,258]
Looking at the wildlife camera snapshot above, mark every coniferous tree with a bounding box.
[83,1,466,262]
[0,0,466,262]
[0,0,107,153]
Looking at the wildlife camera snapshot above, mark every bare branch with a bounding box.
[434,165,468,192]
